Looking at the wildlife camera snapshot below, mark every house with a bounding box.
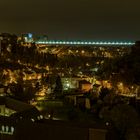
[0,96,42,139]
[79,80,92,92]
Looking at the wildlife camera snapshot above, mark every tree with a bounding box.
[53,75,63,98]
[99,99,140,140]
[110,104,139,140]
[99,87,111,101]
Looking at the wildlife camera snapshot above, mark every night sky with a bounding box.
[0,0,140,41]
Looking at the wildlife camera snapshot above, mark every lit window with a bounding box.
[40,115,43,119]
[11,127,14,133]
[37,116,40,120]
[6,126,9,132]
[2,125,4,131]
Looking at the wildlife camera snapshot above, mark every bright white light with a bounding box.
[2,126,4,131]
[28,33,32,38]
[31,118,35,122]
[6,126,9,132]
[40,115,43,119]
[88,42,92,44]
[66,83,70,87]
[11,126,14,134]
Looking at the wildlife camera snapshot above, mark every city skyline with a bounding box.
[0,0,140,41]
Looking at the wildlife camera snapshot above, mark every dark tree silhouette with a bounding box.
[99,87,111,101]
[53,75,63,98]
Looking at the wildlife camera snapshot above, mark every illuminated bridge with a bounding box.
[35,40,135,46]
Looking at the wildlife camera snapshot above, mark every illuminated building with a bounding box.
[21,33,33,43]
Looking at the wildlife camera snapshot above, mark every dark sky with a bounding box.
[0,0,140,41]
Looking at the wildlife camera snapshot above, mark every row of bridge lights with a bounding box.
[37,41,135,45]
